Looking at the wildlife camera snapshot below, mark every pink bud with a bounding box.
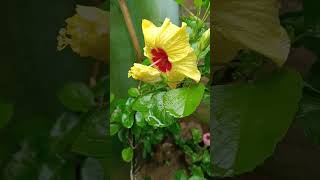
[203,133,210,146]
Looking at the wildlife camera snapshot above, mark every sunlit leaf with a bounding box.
[164,84,205,118]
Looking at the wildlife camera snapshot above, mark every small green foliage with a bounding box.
[128,88,140,97]
[121,147,133,162]
[191,128,202,144]
[175,169,188,180]
[121,112,134,128]
[135,111,146,127]
[110,124,120,136]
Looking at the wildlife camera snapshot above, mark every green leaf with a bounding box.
[121,147,133,162]
[58,83,95,112]
[175,169,188,180]
[194,0,203,8]
[145,92,175,127]
[111,106,122,123]
[121,112,134,128]
[128,88,140,97]
[191,128,202,144]
[110,124,120,136]
[132,93,153,112]
[213,0,290,66]
[135,111,146,127]
[175,0,185,5]
[72,109,110,158]
[202,149,210,164]
[191,166,204,177]
[164,84,205,118]
[0,102,14,128]
[212,69,303,176]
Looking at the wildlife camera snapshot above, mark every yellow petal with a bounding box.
[159,21,191,62]
[128,63,162,83]
[172,50,201,82]
[166,70,185,89]
[142,18,191,62]
[142,19,159,50]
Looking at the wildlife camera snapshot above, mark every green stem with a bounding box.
[201,2,210,22]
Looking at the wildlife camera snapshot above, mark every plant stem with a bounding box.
[201,2,210,22]
[118,0,143,62]
[89,62,100,88]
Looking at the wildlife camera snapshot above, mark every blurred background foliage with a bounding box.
[0,0,109,179]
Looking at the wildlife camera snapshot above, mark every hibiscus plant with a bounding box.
[110,0,211,179]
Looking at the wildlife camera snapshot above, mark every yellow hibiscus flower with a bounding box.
[57,5,108,62]
[128,18,201,88]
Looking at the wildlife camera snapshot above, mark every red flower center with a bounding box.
[151,48,172,72]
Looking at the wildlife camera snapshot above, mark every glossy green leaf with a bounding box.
[132,93,153,112]
[164,84,205,118]
[110,124,120,136]
[145,92,175,127]
[0,102,14,128]
[121,112,134,128]
[213,0,290,66]
[135,111,146,127]
[58,83,95,112]
[212,69,303,176]
[128,88,140,97]
[121,147,133,163]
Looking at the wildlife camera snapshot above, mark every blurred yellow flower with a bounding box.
[128,63,162,83]
[128,18,200,88]
[57,5,108,62]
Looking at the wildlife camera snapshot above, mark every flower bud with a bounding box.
[128,63,162,83]
[198,28,210,52]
